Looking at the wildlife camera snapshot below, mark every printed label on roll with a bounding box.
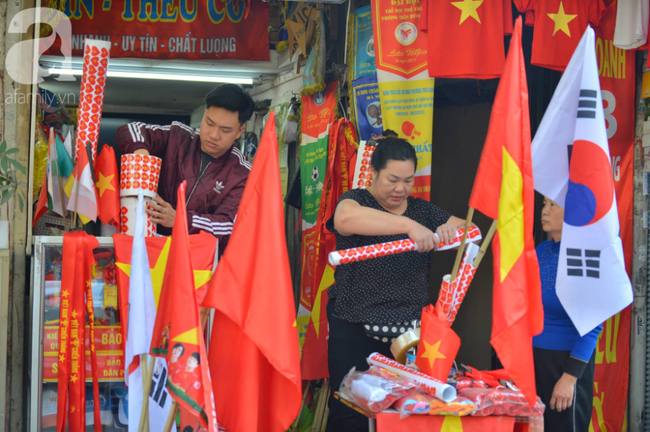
[120,154,162,198]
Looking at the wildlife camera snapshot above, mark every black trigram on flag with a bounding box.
[567,248,601,278]
[577,89,597,119]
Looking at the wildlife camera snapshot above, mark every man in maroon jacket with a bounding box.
[115,84,254,254]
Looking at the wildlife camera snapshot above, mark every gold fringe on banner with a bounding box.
[301,13,326,96]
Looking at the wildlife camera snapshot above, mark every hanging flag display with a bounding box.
[95,145,120,229]
[203,112,302,432]
[297,81,337,363]
[42,0,269,61]
[513,0,607,71]
[530,27,632,336]
[422,0,513,78]
[350,5,376,81]
[590,1,635,429]
[64,142,98,224]
[301,118,358,380]
[150,182,218,432]
[468,17,542,407]
[56,231,102,432]
[371,0,433,200]
[351,75,383,141]
[349,6,382,141]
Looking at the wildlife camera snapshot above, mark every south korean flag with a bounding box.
[531,27,632,336]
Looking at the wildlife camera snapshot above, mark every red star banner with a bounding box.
[468,17,542,406]
[415,306,460,381]
[56,231,102,432]
[204,112,302,432]
[376,412,516,431]
[422,0,514,78]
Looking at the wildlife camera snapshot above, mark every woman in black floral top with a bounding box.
[325,137,464,432]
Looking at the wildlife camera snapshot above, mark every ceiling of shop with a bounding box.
[40,76,224,115]
[39,51,295,115]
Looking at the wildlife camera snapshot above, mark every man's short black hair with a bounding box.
[204,84,255,125]
[183,426,194,432]
[190,352,200,364]
[173,343,185,355]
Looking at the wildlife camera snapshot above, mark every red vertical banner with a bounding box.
[592,1,634,430]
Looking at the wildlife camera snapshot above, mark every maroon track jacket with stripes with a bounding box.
[116,121,250,255]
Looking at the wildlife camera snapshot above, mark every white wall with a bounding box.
[190,105,204,128]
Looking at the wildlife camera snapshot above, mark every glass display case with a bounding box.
[30,236,128,431]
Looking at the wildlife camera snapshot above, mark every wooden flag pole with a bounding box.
[138,353,157,432]
[72,175,80,227]
[56,173,68,233]
[449,207,475,283]
[290,381,311,432]
[472,220,497,269]
[163,402,179,432]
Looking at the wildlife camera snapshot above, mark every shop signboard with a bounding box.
[42,0,270,61]
[590,1,635,431]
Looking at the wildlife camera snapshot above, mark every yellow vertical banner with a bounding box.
[371,0,433,200]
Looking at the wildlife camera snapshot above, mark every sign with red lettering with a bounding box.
[591,1,634,431]
[43,0,269,61]
[43,325,124,382]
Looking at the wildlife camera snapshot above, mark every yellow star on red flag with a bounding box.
[61,290,69,298]
[70,375,78,383]
[451,0,484,24]
[420,339,447,368]
[95,172,116,198]
[71,310,78,318]
[547,1,577,37]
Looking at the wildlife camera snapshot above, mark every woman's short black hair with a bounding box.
[371,137,418,172]
[204,84,255,125]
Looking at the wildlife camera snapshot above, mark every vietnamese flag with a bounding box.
[203,112,302,432]
[149,182,218,432]
[113,231,217,352]
[376,412,516,431]
[95,144,120,229]
[415,306,460,381]
[468,17,542,406]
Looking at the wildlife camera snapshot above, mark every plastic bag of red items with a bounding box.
[458,387,545,417]
[393,390,476,418]
[340,366,418,413]
[455,367,511,390]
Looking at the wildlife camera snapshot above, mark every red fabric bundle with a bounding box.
[458,388,545,417]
